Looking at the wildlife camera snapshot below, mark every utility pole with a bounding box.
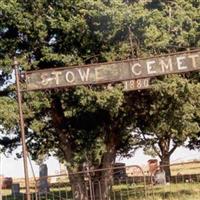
[14,59,31,200]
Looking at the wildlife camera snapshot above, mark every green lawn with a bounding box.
[111,183,200,200]
[2,183,200,200]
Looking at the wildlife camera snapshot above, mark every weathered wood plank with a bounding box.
[25,49,200,91]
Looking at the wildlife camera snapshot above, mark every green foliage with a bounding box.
[132,75,200,165]
[0,96,18,131]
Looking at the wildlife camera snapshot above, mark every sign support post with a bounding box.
[14,59,31,200]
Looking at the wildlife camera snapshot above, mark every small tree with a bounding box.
[131,76,200,180]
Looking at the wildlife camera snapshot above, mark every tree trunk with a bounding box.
[160,154,171,182]
[92,160,114,200]
[68,158,114,200]
[69,173,88,200]
[99,168,113,200]
[92,143,116,200]
[51,95,88,199]
[51,95,118,199]
[158,138,172,183]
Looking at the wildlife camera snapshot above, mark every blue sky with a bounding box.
[1,147,199,178]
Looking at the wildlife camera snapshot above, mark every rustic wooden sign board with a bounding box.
[25,49,200,91]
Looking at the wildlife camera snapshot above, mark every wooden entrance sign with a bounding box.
[25,49,200,91]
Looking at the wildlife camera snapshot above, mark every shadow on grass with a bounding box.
[157,189,194,200]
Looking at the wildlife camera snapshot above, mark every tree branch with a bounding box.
[152,144,162,158]
[169,144,178,155]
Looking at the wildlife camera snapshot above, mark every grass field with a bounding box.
[2,183,200,200]
[112,183,200,200]
[2,161,200,200]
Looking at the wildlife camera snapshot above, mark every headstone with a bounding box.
[39,164,49,193]
[154,170,166,185]
[11,183,20,197]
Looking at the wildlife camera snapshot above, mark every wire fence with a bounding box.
[2,162,200,200]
